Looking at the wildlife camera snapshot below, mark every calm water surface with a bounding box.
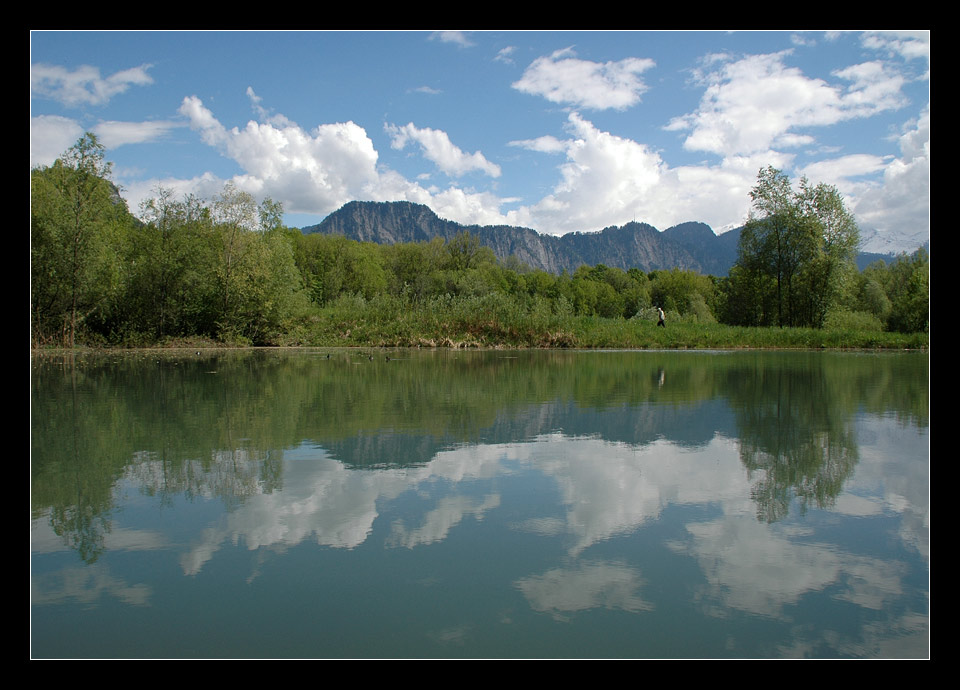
[31,349,929,658]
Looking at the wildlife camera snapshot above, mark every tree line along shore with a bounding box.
[31,134,929,352]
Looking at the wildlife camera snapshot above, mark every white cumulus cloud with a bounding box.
[385,122,502,178]
[178,95,383,215]
[667,52,909,158]
[510,112,670,233]
[136,96,514,228]
[849,106,930,252]
[512,47,656,111]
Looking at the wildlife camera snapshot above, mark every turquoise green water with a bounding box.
[31,349,929,658]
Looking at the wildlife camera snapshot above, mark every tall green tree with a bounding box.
[207,184,308,343]
[727,166,860,328]
[885,249,930,334]
[31,133,132,346]
[211,183,260,330]
[793,179,861,327]
[126,187,217,340]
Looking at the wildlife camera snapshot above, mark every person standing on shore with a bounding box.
[657,306,666,327]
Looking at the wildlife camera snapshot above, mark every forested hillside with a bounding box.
[31,134,929,349]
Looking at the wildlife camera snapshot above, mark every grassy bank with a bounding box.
[34,292,927,352]
[266,293,927,351]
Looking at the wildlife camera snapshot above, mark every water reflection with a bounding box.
[515,560,653,621]
[31,349,928,658]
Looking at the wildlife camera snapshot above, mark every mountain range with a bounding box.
[301,201,900,276]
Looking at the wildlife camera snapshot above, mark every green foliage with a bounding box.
[296,233,394,306]
[444,230,496,271]
[649,267,716,319]
[31,135,311,347]
[557,263,656,319]
[823,308,885,333]
[885,249,930,334]
[839,251,928,334]
[200,186,309,344]
[378,237,445,301]
[859,278,893,321]
[122,187,217,340]
[726,167,860,329]
[31,133,135,347]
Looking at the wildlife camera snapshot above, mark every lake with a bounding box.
[30,348,929,659]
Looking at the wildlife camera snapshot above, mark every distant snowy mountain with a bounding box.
[859,225,930,256]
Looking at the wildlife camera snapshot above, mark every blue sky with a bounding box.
[30,30,930,253]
